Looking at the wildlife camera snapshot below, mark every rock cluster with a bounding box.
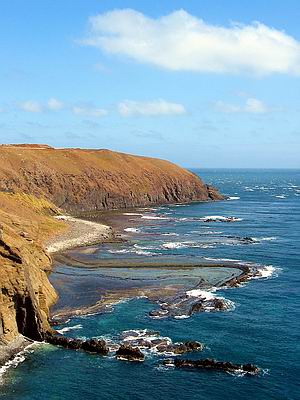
[45,334,109,355]
[163,358,260,375]
[116,344,145,361]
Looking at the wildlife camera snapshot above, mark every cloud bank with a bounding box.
[81,9,300,75]
[215,98,269,113]
[118,99,186,116]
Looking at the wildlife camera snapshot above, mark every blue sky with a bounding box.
[0,0,299,167]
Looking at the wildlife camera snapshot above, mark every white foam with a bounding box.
[251,236,277,242]
[227,196,240,200]
[107,248,154,256]
[124,227,141,233]
[174,315,190,319]
[56,324,83,334]
[0,342,39,383]
[199,216,243,222]
[275,195,286,199]
[122,213,143,216]
[161,233,180,236]
[186,289,216,300]
[161,242,187,249]
[254,265,279,279]
[141,215,169,220]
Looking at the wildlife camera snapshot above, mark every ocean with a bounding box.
[1,169,299,400]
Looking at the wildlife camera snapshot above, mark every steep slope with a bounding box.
[0,145,222,211]
[0,193,65,346]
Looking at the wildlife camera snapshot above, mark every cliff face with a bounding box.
[0,146,222,211]
[0,193,65,345]
[0,145,223,347]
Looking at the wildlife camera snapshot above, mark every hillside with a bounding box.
[0,145,222,211]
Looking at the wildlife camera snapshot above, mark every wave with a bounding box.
[186,289,216,300]
[122,213,143,216]
[107,248,155,256]
[0,342,39,383]
[161,233,180,236]
[56,324,83,334]
[253,265,280,279]
[124,227,141,233]
[251,236,277,242]
[199,215,243,222]
[161,241,214,250]
[141,215,169,220]
[227,196,240,200]
[275,195,286,199]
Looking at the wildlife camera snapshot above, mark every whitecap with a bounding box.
[199,216,243,222]
[186,289,216,300]
[0,342,40,383]
[122,213,143,216]
[124,227,141,233]
[161,242,188,249]
[141,215,169,220]
[254,265,279,279]
[56,324,83,334]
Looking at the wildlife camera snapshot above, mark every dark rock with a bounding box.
[116,344,145,361]
[45,333,108,355]
[164,358,260,375]
[81,339,108,355]
[156,341,203,354]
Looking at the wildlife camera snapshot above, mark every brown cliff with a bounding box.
[0,145,222,211]
[0,193,65,348]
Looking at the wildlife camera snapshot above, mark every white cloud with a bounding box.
[244,98,268,113]
[81,9,300,75]
[47,98,64,110]
[20,100,43,113]
[72,106,108,117]
[118,99,186,116]
[215,97,269,113]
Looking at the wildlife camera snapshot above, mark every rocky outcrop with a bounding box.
[45,334,109,355]
[116,344,145,361]
[0,221,57,344]
[163,358,261,375]
[0,145,223,212]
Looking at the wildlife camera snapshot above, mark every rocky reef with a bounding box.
[163,358,261,375]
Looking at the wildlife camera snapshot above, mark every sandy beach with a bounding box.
[45,215,117,254]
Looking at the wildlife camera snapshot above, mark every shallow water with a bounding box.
[1,169,299,400]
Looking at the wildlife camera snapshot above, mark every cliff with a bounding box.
[0,193,65,347]
[0,145,222,211]
[0,145,223,350]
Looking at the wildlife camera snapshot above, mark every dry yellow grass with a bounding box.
[0,192,67,244]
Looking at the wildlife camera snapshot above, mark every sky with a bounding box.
[0,0,300,168]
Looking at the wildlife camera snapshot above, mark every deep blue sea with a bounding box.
[1,169,299,400]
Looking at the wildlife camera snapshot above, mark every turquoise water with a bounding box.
[1,169,299,400]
